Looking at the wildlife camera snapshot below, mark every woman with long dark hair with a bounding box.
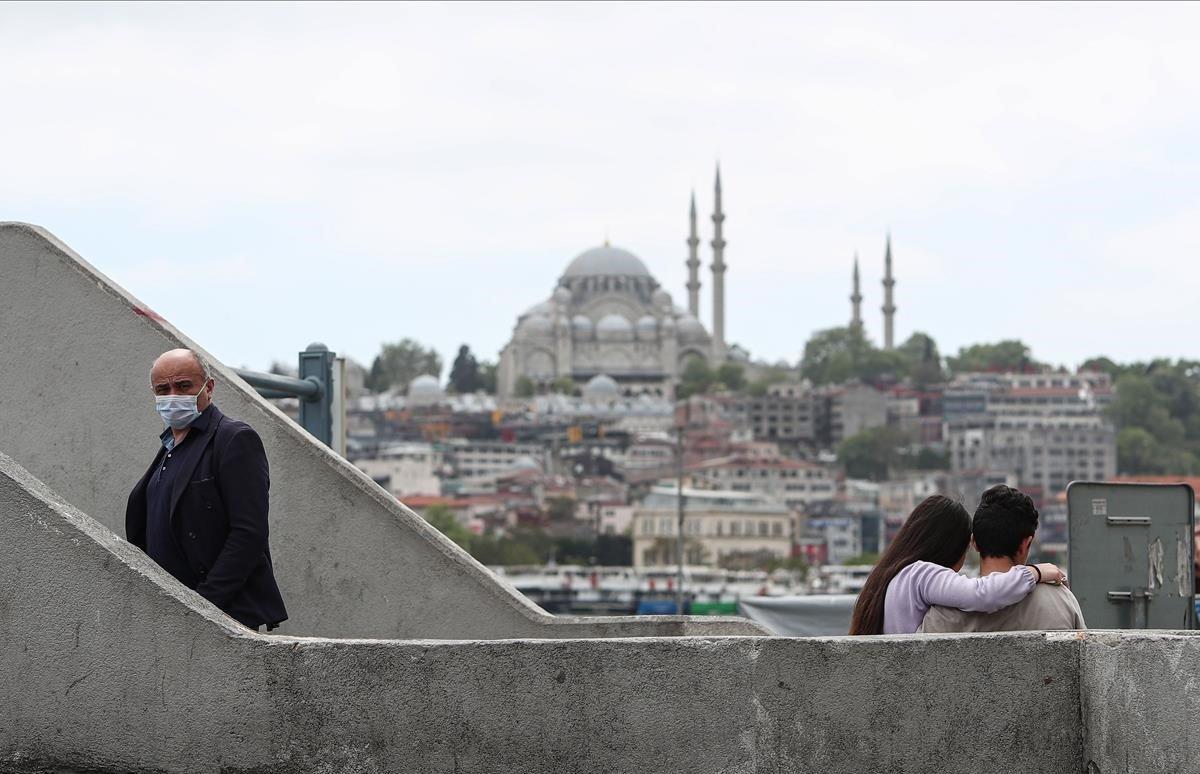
[849,494,1065,635]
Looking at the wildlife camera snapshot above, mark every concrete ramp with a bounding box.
[0,222,763,639]
[0,451,1110,774]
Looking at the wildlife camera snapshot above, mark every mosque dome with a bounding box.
[635,315,658,340]
[572,314,593,338]
[583,374,621,401]
[596,313,634,341]
[552,287,572,305]
[562,245,652,279]
[518,315,553,337]
[513,455,542,472]
[652,289,673,309]
[677,314,708,342]
[407,374,445,406]
[522,299,554,317]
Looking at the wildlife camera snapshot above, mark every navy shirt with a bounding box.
[145,406,213,587]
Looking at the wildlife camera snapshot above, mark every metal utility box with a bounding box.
[1067,482,1195,630]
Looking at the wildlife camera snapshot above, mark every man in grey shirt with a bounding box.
[920,485,1085,633]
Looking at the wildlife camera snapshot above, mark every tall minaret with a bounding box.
[686,191,701,317]
[710,166,727,362]
[882,235,896,350]
[850,253,863,330]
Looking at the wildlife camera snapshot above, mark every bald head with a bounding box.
[150,349,214,409]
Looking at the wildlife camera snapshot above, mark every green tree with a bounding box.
[550,376,577,395]
[837,425,911,481]
[447,344,479,394]
[715,363,746,392]
[366,338,442,392]
[477,361,498,394]
[677,357,715,399]
[801,326,908,386]
[514,375,536,398]
[422,504,472,548]
[1080,356,1128,381]
[946,340,1036,374]
[897,332,944,387]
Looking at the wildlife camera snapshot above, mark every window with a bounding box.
[772,522,783,537]
[759,521,769,536]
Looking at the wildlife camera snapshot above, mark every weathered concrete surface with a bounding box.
[1080,630,1200,774]
[0,222,762,640]
[1,452,1083,774]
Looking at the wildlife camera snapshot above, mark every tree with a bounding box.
[448,345,479,394]
[897,332,944,387]
[801,326,907,386]
[550,376,577,395]
[478,361,498,394]
[837,425,911,481]
[677,357,715,399]
[946,340,1037,374]
[1106,365,1200,474]
[1080,356,1126,381]
[514,375,536,398]
[422,504,472,548]
[715,363,746,392]
[366,338,442,392]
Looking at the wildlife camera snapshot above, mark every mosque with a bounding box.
[497,169,742,399]
[496,168,898,399]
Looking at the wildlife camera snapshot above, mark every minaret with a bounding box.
[686,192,701,317]
[882,235,897,350]
[850,253,863,331]
[710,166,727,362]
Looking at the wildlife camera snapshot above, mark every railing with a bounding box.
[233,342,343,453]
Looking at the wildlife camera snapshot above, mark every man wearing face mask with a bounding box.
[125,348,287,631]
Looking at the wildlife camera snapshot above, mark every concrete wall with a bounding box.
[1,452,1086,774]
[0,222,762,640]
[1080,630,1200,773]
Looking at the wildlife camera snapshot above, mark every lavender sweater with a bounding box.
[882,561,1036,634]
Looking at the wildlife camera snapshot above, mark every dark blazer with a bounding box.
[126,404,287,629]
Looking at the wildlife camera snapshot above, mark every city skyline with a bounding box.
[3,3,1198,373]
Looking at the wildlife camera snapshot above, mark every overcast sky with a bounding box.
[3,2,1197,374]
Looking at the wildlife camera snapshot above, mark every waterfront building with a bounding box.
[686,454,835,511]
[631,485,793,568]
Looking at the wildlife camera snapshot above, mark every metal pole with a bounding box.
[675,400,686,614]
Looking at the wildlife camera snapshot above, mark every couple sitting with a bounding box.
[850,485,1085,635]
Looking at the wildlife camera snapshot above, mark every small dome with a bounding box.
[513,455,542,471]
[408,374,445,406]
[652,289,673,309]
[572,314,593,338]
[583,374,620,401]
[552,287,572,305]
[522,299,554,317]
[518,315,553,337]
[677,314,708,343]
[596,313,633,341]
[562,245,653,279]
[728,344,751,363]
[635,315,658,340]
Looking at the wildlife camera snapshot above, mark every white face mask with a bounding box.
[155,383,208,429]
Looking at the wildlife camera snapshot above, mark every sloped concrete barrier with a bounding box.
[0,452,1087,774]
[0,222,762,639]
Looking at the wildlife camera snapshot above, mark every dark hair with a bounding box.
[972,485,1039,559]
[849,495,971,635]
